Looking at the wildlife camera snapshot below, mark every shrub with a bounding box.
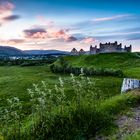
[50,64,124,77]
[20,61,40,67]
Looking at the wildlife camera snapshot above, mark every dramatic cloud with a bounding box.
[23,28,47,39]
[23,27,78,42]
[0,1,20,26]
[49,29,77,42]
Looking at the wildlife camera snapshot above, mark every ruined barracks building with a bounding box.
[71,41,132,55]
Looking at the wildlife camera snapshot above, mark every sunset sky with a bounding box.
[0,0,140,51]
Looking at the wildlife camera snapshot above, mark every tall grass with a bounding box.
[0,72,139,139]
[0,72,112,139]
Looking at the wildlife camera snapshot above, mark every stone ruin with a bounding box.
[71,41,132,55]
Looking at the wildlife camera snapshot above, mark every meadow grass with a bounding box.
[0,72,139,139]
[0,53,140,139]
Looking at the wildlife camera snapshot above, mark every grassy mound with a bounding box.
[62,53,140,69]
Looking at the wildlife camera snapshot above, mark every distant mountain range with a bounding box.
[0,46,69,56]
[24,50,69,55]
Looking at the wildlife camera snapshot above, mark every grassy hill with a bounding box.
[56,52,140,78]
[63,53,140,69]
[0,46,24,56]
[0,53,140,139]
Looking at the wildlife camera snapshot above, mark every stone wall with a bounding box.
[121,78,140,93]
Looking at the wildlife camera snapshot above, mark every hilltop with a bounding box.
[54,52,140,78]
[62,53,140,69]
[0,46,24,56]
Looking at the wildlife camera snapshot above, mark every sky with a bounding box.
[0,0,140,51]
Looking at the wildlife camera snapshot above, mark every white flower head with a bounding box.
[80,68,84,74]
[59,77,64,87]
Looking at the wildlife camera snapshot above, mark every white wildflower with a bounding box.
[59,77,64,87]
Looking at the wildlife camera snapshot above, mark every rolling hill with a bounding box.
[0,46,24,56]
[0,46,70,56]
[55,52,140,78]
[62,53,140,69]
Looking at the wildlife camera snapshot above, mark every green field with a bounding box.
[0,52,140,139]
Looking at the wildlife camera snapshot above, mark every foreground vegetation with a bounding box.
[0,73,140,139]
[0,52,140,139]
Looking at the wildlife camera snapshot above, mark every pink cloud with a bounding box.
[0,1,14,14]
[83,37,96,44]
[0,1,20,26]
[51,29,68,38]
[30,32,47,39]
[0,39,25,46]
[8,39,25,44]
[49,29,77,42]
[22,26,77,42]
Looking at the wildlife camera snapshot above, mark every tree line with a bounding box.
[0,56,57,66]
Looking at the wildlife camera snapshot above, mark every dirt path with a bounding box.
[93,106,140,140]
[114,106,140,139]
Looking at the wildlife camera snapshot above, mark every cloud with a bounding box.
[49,29,78,42]
[51,29,66,38]
[92,15,130,22]
[23,28,47,39]
[0,1,20,26]
[66,36,77,42]
[23,27,78,42]
[3,15,20,21]
[0,38,25,46]
[50,29,78,42]
[72,14,133,32]
[0,1,14,14]
[82,37,96,44]
[8,39,25,44]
